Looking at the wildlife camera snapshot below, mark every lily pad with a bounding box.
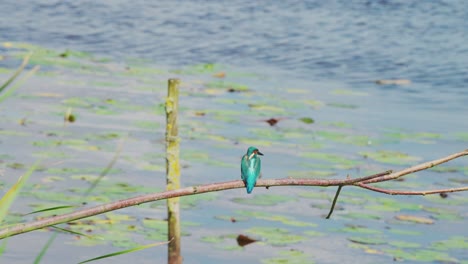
[384,131,441,144]
[327,102,358,109]
[339,225,381,234]
[236,210,316,227]
[430,236,468,250]
[304,99,324,109]
[246,227,305,246]
[388,229,422,236]
[359,150,421,165]
[288,170,336,178]
[262,249,312,264]
[299,117,314,124]
[340,212,381,220]
[314,130,371,146]
[214,215,249,222]
[232,194,296,206]
[384,248,459,263]
[201,235,228,244]
[180,193,218,209]
[394,215,434,224]
[300,152,360,169]
[331,89,368,96]
[388,240,421,248]
[376,197,422,211]
[348,236,386,245]
[455,132,468,141]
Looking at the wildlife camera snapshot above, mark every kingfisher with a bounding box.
[241,146,263,194]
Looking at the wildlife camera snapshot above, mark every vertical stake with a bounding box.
[166,79,181,264]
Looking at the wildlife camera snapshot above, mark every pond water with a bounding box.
[0,1,467,263]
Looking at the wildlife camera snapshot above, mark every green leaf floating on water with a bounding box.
[422,206,462,221]
[455,132,468,141]
[236,210,317,227]
[325,121,352,128]
[313,130,371,146]
[394,215,434,224]
[200,234,243,251]
[232,194,296,206]
[388,228,422,236]
[248,104,286,114]
[340,212,381,220]
[348,236,386,245]
[246,227,305,246]
[205,80,249,91]
[299,117,314,124]
[238,138,274,147]
[384,131,441,144]
[430,236,468,250]
[383,248,459,263]
[364,197,422,212]
[300,152,360,169]
[429,166,461,173]
[388,240,421,248]
[339,225,382,235]
[214,215,249,222]
[359,150,421,165]
[288,170,336,178]
[180,192,218,209]
[249,127,285,141]
[142,218,167,232]
[331,89,369,96]
[262,249,312,264]
[327,102,359,109]
[207,235,227,244]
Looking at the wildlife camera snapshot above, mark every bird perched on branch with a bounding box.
[241,146,263,194]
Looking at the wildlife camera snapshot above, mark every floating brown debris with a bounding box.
[213,72,226,78]
[265,118,279,126]
[264,117,287,126]
[236,234,258,247]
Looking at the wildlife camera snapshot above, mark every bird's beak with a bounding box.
[257,151,264,156]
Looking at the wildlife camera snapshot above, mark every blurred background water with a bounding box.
[1,0,467,103]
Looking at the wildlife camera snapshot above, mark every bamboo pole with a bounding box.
[165,79,182,264]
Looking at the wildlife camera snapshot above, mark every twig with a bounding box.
[361,149,468,184]
[356,183,468,195]
[0,151,466,239]
[325,171,393,219]
[326,186,342,219]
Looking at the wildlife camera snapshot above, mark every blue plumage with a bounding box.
[241,146,263,194]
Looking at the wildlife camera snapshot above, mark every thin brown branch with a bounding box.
[361,149,468,184]
[0,150,466,239]
[0,174,392,240]
[356,183,468,195]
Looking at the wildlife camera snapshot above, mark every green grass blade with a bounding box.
[78,239,172,264]
[0,53,30,93]
[50,225,96,239]
[0,238,7,256]
[24,205,76,216]
[0,160,41,223]
[33,232,57,264]
[84,137,126,196]
[0,64,40,104]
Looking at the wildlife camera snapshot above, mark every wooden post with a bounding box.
[166,79,182,264]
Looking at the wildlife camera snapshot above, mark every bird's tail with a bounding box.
[246,181,255,194]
